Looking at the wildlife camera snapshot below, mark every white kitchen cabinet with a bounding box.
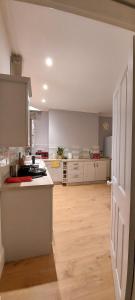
[83,160,107,182]
[46,159,109,184]
[67,161,83,183]
[84,161,95,182]
[1,185,53,262]
[68,160,108,184]
[0,74,32,147]
[95,160,107,181]
[45,161,62,183]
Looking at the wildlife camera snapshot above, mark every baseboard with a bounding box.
[0,246,5,277]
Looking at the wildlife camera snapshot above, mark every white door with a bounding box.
[111,37,135,300]
[95,161,107,181]
[84,161,95,181]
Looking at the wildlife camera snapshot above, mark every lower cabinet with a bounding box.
[45,159,109,184]
[45,161,62,183]
[1,186,53,262]
[69,160,108,184]
[84,161,95,182]
[67,162,84,183]
[95,161,107,181]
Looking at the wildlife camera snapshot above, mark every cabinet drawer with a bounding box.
[68,167,83,176]
[67,162,83,172]
[68,173,83,183]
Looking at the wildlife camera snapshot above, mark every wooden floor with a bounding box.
[0,184,115,300]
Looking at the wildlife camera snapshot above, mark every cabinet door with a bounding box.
[45,162,62,183]
[0,75,31,147]
[84,162,95,182]
[51,167,62,182]
[95,161,107,181]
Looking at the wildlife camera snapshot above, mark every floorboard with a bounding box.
[0,183,115,300]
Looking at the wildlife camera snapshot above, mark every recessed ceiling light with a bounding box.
[43,84,48,90]
[41,98,46,103]
[45,57,53,67]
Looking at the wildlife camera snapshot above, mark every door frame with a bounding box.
[15,0,135,32]
[9,1,135,299]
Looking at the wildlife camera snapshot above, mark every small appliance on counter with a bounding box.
[89,145,100,159]
[92,153,101,159]
[36,151,48,159]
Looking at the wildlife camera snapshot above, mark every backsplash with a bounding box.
[0,147,25,167]
[0,147,25,187]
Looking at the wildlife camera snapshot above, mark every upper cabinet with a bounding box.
[0,74,32,147]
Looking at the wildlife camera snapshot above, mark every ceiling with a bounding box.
[1,0,133,114]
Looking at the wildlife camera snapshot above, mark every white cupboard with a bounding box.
[95,161,107,181]
[84,160,107,182]
[84,161,95,182]
[0,74,32,147]
[45,159,110,185]
[45,161,62,183]
[1,185,53,262]
[67,161,83,183]
[64,159,109,184]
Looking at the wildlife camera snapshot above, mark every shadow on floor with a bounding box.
[0,250,58,292]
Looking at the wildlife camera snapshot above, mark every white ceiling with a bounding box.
[1,0,133,114]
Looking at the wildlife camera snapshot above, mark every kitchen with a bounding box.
[0,72,111,262]
[0,0,133,299]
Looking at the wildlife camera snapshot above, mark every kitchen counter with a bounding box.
[1,159,53,191]
[44,157,110,162]
[1,171,53,191]
[44,157,111,184]
[1,158,53,262]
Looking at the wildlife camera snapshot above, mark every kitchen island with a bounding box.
[1,165,53,263]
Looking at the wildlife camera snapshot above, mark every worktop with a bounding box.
[2,171,53,191]
[1,159,53,191]
[44,157,110,162]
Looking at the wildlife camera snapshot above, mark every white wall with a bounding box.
[49,109,99,149]
[0,6,11,276]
